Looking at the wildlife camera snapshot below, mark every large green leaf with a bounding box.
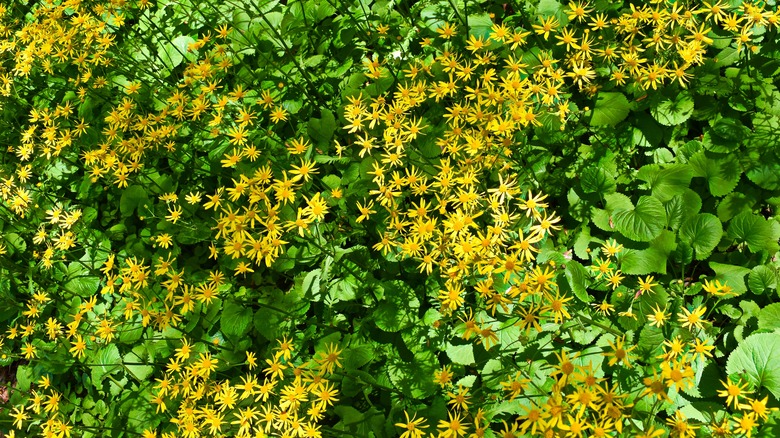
[758,303,780,331]
[581,166,616,195]
[373,281,420,332]
[637,164,693,201]
[591,92,630,126]
[651,92,694,126]
[620,230,676,275]
[678,214,722,260]
[91,344,122,388]
[119,185,149,217]
[637,164,694,202]
[446,343,475,365]
[387,350,437,399]
[221,299,253,340]
[727,212,772,252]
[726,333,780,399]
[612,196,667,242]
[749,265,778,295]
[689,152,741,197]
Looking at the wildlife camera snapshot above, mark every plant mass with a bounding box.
[0,0,779,437]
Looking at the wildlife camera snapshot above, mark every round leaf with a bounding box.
[591,92,631,126]
[749,265,777,295]
[678,214,722,260]
[612,196,667,242]
[651,92,694,126]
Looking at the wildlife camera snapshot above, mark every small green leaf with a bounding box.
[564,260,592,303]
[612,196,667,242]
[591,92,631,126]
[726,333,780,399]
[678,214,722,260]
[651,92,694,126]
[307,109,336,144]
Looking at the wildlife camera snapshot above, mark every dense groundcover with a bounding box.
[1,0,780,436]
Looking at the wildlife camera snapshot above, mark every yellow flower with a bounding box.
[718,378,751,410]
[69,335,87,359]
[678,305,707,330]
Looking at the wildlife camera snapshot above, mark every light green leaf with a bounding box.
[758,303,780,331]
[446,343,475,365]
[689,152,741,197]
[158,35,195,72]
[612,196,667,242]
[91,344,122,387]
[620,230,676,275]
[591,92,631,126]
[749,265,777,295]
[678,214,722,260]
[727,212,772,252]
[564,260,592,303]
[726,333,780,399]
[710,261,751,295]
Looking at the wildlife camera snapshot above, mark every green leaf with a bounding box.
[387,350,437,399]
[747,163,780,190]
[727,212,772,252]
[726,333,780,399]
[717,191,757,222]
[637,164,694,202]
[758,303,780,331]
[307,109,336,144]
[651,92,694,126]
[446,343,475,365]
[689,152,741,197]
[91,344,122,387]
[221,299,253,340]
[678,214,722,260]
[581,166,616,195]
[120,185,149,217]
[63,276,100,298]
[564,260,592,303]
[664,190,701,230]
[467,13,494,38]
[591,92,630,126]
[124,347,154,382]
[620,230,676,275]
[158,35,195,72]
[711,118,750,142]
[612,196,667,242]
[749,265,777,295]
[373,281,420,332]
[710,262,751,295]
